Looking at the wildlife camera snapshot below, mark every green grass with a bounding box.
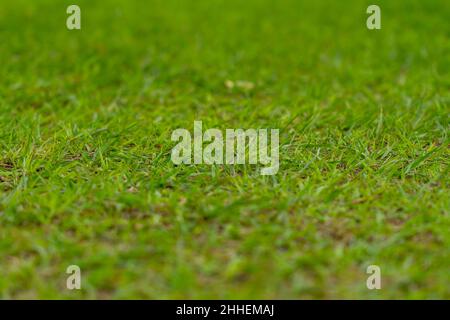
[0,0,448,299]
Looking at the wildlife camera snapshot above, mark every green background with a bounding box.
[0,0,448,299]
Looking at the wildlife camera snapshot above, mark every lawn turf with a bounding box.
[0,0,449,299]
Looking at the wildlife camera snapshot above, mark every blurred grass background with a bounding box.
[0,0,448,298]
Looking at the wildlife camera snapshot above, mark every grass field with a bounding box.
[0,0,448,299]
